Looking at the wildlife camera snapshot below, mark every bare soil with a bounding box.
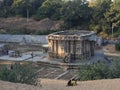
[103,44,116,53]
[0,17,63,33]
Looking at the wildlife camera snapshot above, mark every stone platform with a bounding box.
[0,50,109,67]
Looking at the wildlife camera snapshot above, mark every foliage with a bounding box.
[105,0,120,26]
[36,0,62,20]
[115,42,120,51]
[0,63,37,85]
[78,63,110,81]
[0,0,120,36]
[11,0,45,17]
[104,0,120,36]
[89,0,111,34]
[0,0,13,17]
[78,61,120,81]
[60,0,91,29]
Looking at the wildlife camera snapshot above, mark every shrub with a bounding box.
[78,61,120,81]
[78,63,110,81]
[115,42,120,51]
[0,63,37,85]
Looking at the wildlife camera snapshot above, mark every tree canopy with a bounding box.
[0,0,120,37]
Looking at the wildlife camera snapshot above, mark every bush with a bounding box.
[115,42,120,51]
[78,61,120,81]
[0,63,37,85]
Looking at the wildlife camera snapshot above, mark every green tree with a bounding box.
[36,0,62,20]
[11,0,44,17]
[60,0,91,29]
[89,0,111,34]
[104,0,120,36]
[11,0,32,17]
[0,0,13,17]
[29,0,45,15]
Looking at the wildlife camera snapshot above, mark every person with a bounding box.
[71,79,77,86]
[63,54,69,63]
[67,79,72,86]
[6,50,8,55]
[67,79,77,86]
[31,52,33,58]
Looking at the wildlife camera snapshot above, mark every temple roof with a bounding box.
[50,30,95,36]
[48,30,96,41]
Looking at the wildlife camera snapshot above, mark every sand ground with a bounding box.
[0,78,120,90]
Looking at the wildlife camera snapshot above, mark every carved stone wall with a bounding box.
[48,30,96,60]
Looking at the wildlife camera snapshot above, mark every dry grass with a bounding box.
[103,44,116,53]
[0,17,63,33]
[0,78,120,90]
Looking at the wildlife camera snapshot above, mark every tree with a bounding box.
[89,0,111,35]
[104,0,120,36]
[11,0,45,17]
[29,0,45,15]
[60,0,91,29]
[0,0,13,17]
[12,0,33,17]
[36,0,62,20]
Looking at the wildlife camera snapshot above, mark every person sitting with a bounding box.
[67,79,77,86]
[71,79,77,86]
[67,79,72,86]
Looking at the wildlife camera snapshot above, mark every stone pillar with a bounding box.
[86,40,89,59]
[66,40,69,53]
[80,41,82,59]
[91,41,95,56]
[68,40,71,53]
[81,40,85,60]
[86,41,88,58]
[89,41,91,56]
[56,40,58,57]
[52,40,54,54]
[84,40,86,59]
[58,40,64,58]
[53,40,56,57]
[72,39,76,61]
[88,41,91,58]
[64,40,67,53]
[76,41,80,59]
[89,41,94,56]
[53,40,58,58]
[48,39,50,51]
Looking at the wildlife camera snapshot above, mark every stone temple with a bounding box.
[47,30,96,62]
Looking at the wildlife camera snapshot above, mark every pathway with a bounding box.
[88,50,111,65]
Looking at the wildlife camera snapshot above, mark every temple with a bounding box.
[47,30,96,62]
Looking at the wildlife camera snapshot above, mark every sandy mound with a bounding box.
[0,78,120,90]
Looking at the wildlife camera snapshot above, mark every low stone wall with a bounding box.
[0,34,48,44]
